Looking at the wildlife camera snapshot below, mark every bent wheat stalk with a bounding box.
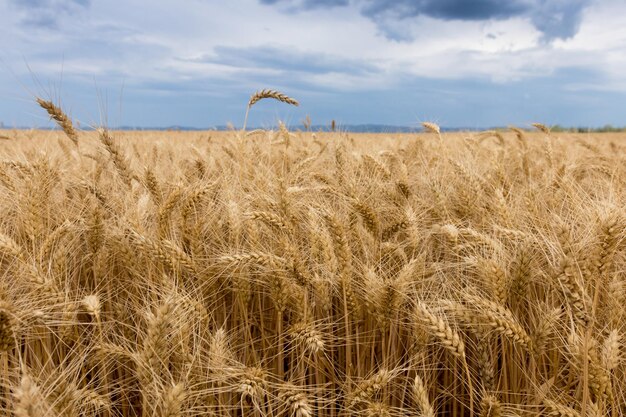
[243,89,299,131]
[422,122,442,143]
[532,122,551,135]
[36,98,79,146]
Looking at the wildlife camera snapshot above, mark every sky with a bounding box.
[1,0,625,129]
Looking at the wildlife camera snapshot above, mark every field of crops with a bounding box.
[0,122,624,417]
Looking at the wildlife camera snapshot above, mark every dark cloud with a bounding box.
[259,0,591,41]
[10,0,91,29]
[185,45,379,75]
[361,0,528,21]
[529,0,588,41]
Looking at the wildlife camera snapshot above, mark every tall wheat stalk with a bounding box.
[242,89,299,130]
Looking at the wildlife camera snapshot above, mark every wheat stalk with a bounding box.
[36,98,79,146]
[532,122,551,134]
[243,89,299,130]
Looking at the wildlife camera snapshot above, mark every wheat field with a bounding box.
[0,119,624,417]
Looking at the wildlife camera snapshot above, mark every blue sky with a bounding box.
[1,0,625,129]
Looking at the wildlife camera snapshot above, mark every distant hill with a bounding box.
[2,123,625,133]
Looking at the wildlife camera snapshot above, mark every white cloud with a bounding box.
[2,0,624,88]
[1,0,626,127]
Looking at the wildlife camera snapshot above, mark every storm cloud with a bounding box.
[259,0,591,41]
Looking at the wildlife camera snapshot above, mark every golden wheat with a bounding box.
[0,107,624,417]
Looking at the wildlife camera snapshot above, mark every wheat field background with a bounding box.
[0,123,624,417]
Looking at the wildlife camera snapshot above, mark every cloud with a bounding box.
[259,0,348,11]
[361,0,528,21]
[184,45,379,76]
[259,0,591,41]
[9,0,91,29]
[529,0,588,41]
[11,0,90,10]
[2,0,625,129]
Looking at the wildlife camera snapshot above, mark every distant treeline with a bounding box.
[547,125,626,133]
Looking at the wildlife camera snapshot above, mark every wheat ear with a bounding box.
[543,398,580,417]
[243,89,299,130]
[414,301,475,415]
[532,123,551,135]
[14,375,49,417]
[36,98,79,146]
[0,301,15,352]
[602,329,621,371]
[414,301,465,358]
[98,129,133,187]
[413,374,435,417]
[279,385,313,417]
[422,122,443,142]
[162,383,186,417]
